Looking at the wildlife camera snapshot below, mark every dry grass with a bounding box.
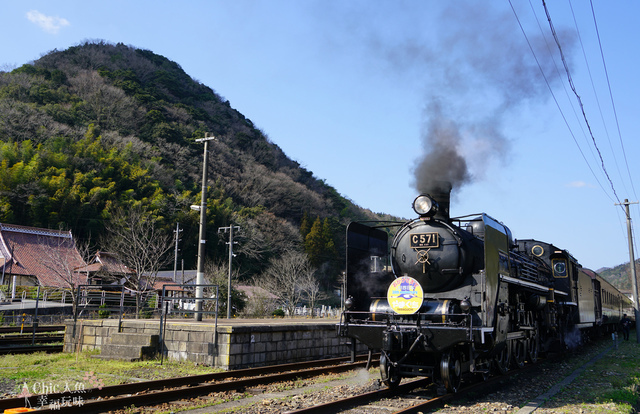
[0,350,222,396]
[538,337,640,414]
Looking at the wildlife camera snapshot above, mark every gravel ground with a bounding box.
[170,336,634,414]
[0,376,17,396]
[5,335,635,414]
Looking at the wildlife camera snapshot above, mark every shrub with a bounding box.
[98,304,111,319]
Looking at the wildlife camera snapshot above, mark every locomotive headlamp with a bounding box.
[345,296,354,310]
[413,195,439,217]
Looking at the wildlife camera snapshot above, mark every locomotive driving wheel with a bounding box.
[512,339,525,369]
[494,342,511,374]
[380,353,401,388]
[440,351,462,393]
[528,324,539,363]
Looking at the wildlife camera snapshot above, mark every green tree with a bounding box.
[304,216,324,267]
[304,216,338,268]
[300,211,311,239]
[321,218,337,259]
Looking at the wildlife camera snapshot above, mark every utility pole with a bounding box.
[193,133,216,321]
[616,199,640,342]
[219,224,240,319]
[173,223,182,282]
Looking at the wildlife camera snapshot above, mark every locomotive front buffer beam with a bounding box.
[342,322,492,355]
[343,321,498,391]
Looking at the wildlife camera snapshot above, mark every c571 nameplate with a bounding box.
[410,232,439,249]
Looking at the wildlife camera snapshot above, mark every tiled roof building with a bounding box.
[75,251,136,285]
[0,224,87,288]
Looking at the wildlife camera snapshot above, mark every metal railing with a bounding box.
[72,285,132,339]
[158,283,219,364]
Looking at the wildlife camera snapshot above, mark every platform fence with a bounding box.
[158,283,220,364]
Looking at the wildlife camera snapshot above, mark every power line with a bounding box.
[512,1,640,267]
[527,0,593,153]
[586,0,640,269]
[567,0,627,195]
[545,2,640,263]
[527,0,604,178]
[589,0,638,201]
[508,0,613,202]
[541,0,622,207]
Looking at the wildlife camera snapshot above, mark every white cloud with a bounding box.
[566,181,595,188]
[26,10,70,34]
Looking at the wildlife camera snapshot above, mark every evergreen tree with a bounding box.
[300,211,311,239]
[322,218,337,258]
[304,216,324,267]
[304,216,339,269]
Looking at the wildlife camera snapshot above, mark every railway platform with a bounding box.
[0,299,72,312]
[63,317,366,370]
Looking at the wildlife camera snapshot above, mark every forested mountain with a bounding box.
[597,260,639,293]
[0,41,392,288]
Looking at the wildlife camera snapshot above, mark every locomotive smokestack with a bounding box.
[424,180,452,220]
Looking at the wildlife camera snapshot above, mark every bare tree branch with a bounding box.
[255,250,316,317]
[103,205,173,317]
[38,233,90,315]
[300,270,326,318]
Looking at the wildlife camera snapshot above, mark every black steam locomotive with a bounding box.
[339,183,633,392]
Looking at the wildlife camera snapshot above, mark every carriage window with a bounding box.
[552,259,567,278]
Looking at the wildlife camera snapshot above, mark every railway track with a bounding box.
[0,325,65,334]
[0,333,65,346]
[1,342,603,413]
[0,344,63,355]
[0,355,530,414]
[285,377,433,414]
[0,354,376,413]
[286,363,533,414]
[0,326,66,354]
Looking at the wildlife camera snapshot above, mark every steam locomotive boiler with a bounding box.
[339,182,632,392]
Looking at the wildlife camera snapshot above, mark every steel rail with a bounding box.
[286,358,541,414]
[390,364,536,414]
[20,360,373,413]
[0,354,376,413]
[284,378,433,414]
[0,325,65,334]
[0,334,64,345]
[0,344,63,355]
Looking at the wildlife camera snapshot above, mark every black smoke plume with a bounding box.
[413,101,471,195]
[401,3,575,196]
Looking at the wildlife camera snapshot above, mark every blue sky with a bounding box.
[1,1,639,271]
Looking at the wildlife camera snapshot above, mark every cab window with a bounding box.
[552,259,567,278]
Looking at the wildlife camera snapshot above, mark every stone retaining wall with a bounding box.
[63,319,367,369]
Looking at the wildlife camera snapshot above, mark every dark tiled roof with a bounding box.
[75,251,135,276]
[153,277,184,291]
[0,224,87,288]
